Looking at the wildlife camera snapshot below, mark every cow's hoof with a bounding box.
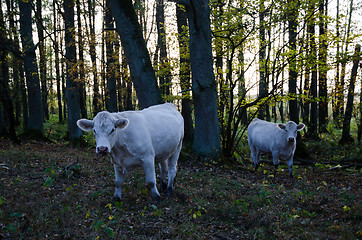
[160,181,167,193]
[152,193,161,204]
[166,187,173,197]
[112,195,122,204]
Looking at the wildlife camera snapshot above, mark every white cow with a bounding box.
[77,103,184,203]
[247,118,305,177]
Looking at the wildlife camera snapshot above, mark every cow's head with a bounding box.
[278,121,305,143]
[77,111,129,156]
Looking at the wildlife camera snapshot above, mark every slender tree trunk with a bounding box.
[108,0,162,109]
[287,0,299,123]
[77,0,87,118]
[6,0,21,126]
[36,0,48,121]
[318,0,328,132]
[114,37,122,111]
[64,0,82,143]
[0,6,18,143]
[176,3,194,146]
[185,0,221,158]
[339,0,354,122]
[105,2,118,112]
[258,0,267,120]
[155,0,171,98]
[121,48,133,110]
[238,43,247,125]
[18,0,44,134]
[333,0,342,127]
[87,0,101,115]
[309,0,319,139]
[339,44,360,144]
[54,0,62,123]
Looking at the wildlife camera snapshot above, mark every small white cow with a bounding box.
[77,103,184,203]
[247,118,305,177]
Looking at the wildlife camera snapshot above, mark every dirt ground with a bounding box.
[0,139,361,239]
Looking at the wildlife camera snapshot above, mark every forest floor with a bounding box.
[0,138,361,240]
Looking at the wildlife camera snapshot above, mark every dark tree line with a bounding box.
[0,0,360,161]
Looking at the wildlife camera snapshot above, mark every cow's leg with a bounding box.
[272,151,279,176]
[249,144,259,170]
[113,165,124,203]
[166,142,181,197]
[142,158,161,203]
[159,161,168,193]
[287,155,294,178]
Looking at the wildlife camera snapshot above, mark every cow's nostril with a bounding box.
[98,146,108,153]
[288,138,295,142]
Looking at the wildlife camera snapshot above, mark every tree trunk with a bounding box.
[185,0,221,158]
[176,3,194,146]
[54,0,62,123]
[105,2,118,112]
[155,0,171,98]
[287,0,299,123]
[88,0,101,115]
[339,0,354,126]
[0,6,18,143]
[238,43,247,125]
[6,0,21,126]
[77,0,87,118]
[333,0,342,127]
[339,44,360,144]
[108,0,162,109]
[318,0,328,132]
[36,0,48,121]
[258,0,268,120]
[64,0,82,143]
[121,48,133,111]
[18,0,44,134]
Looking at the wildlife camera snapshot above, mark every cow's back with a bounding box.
[118,103,184,160]
[247,118,281,153]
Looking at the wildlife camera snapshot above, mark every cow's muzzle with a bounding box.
[97,146,109,156]
[288,137,295,142]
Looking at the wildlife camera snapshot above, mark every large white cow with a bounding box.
[77,103,184,203]
[247,118,305,177]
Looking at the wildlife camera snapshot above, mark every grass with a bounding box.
[0,137,361,239]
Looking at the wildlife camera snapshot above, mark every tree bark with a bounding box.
[0,5,18,143]
[105,2,118,112]
[287,0,299,124]
[54,0,62,123]
[18,0,44,134]
[87,0,101,115]
[64,0,82,143]
[156,0,171,98]
[318,0,328,132]
[185,0,221,158]
[306,0,319,139]
[258,0,268,120]
[108,0,162,109]
[77,0,87,118]
[36,0,48,120]
[339,44,360,144]
[176,3,194,146]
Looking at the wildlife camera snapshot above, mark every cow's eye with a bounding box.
[110,128,115,135]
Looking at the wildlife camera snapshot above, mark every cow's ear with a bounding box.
[297,123,305,131]
[115,118,129,129]
[278,123,286,130]
[77,119,94,131]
